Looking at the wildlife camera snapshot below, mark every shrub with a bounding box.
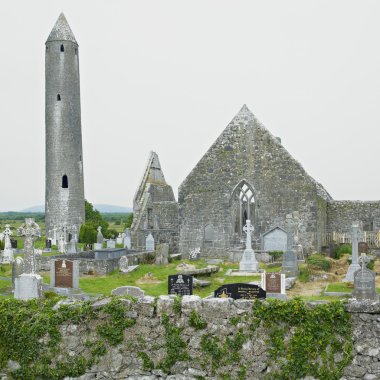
[307,254,331,271]
[269,251,283,261]
[334,244,352,259]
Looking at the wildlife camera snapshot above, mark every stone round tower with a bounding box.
[45,13,85,237]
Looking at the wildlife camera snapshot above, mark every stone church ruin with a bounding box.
[133,105,380,257]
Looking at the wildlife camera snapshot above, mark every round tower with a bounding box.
[45,13,85,237]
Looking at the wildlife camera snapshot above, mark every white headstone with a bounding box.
[146,233,155,252]
[239,220,259,272]
[0,224,14,263]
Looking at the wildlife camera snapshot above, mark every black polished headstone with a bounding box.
[214,283,266,300]
[46,240,52,249]
[10,239,17,249]
[168,274,193,296]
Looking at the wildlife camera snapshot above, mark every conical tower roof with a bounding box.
[46,13,77,44]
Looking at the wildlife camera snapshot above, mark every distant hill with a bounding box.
[21,204,132,213]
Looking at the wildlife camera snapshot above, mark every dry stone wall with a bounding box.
[5,296,380,380]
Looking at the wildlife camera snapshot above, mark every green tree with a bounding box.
[124,213,133,229]
[79,224,97,244]
[84,200,111,238]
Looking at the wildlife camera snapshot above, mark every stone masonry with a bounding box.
[179,105,333,256]
[131,151,179,252]
[45,13,85,238]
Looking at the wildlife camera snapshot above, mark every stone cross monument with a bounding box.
[239,220,259,272]
[345,222,362,282]
[0,224,14,263]
[14,218,42,300]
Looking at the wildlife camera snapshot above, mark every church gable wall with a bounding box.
[179,111,323,255]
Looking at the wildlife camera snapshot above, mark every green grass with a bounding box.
[325,282,380,294]
[37,260,264,298]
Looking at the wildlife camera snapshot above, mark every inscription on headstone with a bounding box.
[214,283,266,300]
[265,273,282,293]
[168,274,193,296]
[54,260,74,288]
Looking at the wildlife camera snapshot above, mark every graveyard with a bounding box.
[2,8,380,380]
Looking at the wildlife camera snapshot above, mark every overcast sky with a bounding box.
[1,0,380,212]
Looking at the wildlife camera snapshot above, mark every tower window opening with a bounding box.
[60,44,64,52]
[46,46,48,51]
[62,175,68,188]
[57,94,61,101]
[75,48,78,55]
[79,155,82,161]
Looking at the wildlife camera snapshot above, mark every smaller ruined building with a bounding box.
[131,152,179,251]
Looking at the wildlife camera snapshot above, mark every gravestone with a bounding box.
[10,239,17,249]
[168,274,193,296]
[155,244,169,265]
[146,233,155,252]
[281,250,299,277]
[329,242,335,258]
[107,240,116,249]
[84,243,93,251]
[111,286,145,298]
[352,255,378,302]
[116,234,123,245]
[263,272,286,299]
[124,228,131,249]
[262,227,287,252]
[12,257,24,291]
[214,283,266,300]
[46,239,52,249]
[345,222,362,282]
[58,236,66,253]
[97,226,103,243]
[50,259,79,288]
[358,242,369,254]
[0,225,14,263]
[189,247,201,261]
[119,255,128,272]
[239,220,259,272]
[14,219,42,300]
[51,226,58,246]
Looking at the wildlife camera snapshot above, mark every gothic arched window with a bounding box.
[60,44,64,52]
[230,180,255,236]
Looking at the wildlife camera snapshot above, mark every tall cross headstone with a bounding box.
[17,218,41,274]
[15,218,42,300]
[0,224,14,263]
[345,222,362,282]
[239,220,259,272]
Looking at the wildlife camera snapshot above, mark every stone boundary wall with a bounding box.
[327,201,380,233]
[18,296,380,380]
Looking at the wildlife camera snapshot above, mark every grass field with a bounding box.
[325,282,380,294]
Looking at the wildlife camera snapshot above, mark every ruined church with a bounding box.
[132,105,380,256]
